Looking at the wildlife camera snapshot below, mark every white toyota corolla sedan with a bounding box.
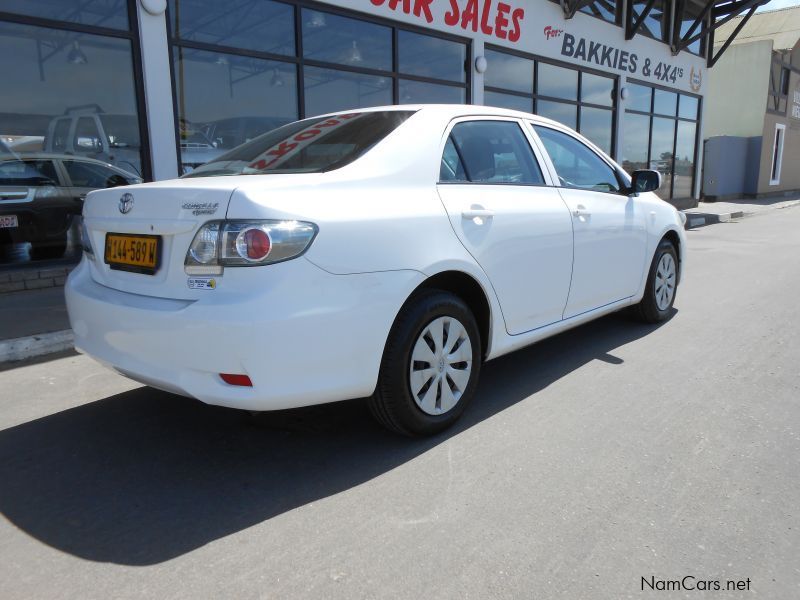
[66,105,686,436]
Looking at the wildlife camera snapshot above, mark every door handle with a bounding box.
[462,208,495,219]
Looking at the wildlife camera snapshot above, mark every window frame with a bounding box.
[769,123,786,186]
[437,116,551,187]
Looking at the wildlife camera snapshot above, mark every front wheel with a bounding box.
[632,239,678,323]
[369,290,482,436]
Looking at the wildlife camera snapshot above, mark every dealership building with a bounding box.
[0,0,765,209]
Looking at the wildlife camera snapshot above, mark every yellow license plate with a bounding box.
[104,233,161,274]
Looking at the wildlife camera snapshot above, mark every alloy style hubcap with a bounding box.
[409,316,473,415]
[654,253,676,311]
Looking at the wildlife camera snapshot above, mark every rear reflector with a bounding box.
[220,373,253,387]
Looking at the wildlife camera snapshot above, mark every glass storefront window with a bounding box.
[302,9,391,72]
[0,0,129,30]
[398,80,465,104]
[485,49,533,94]
[173,47,297,171]
[398,30,465,83]
[169,0,295,56]
[621,112,650,173]
[0,21,144,176]
[581,73,614,107]
[580,107,613,155]
[622,82,700,203]
[627,83,652,112]
[304,66,391,117]
[170,5,468,168]
[654,89,677,116]
[678,95,699,120]
[537,100,577,130]
[672,121,696,199]
[537,63,578,100]
[485,91,532,113]
[649,117,676,200]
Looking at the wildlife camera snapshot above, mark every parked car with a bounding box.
[66,105,686,435]
[43,106,142,176]
[0,153,141,259]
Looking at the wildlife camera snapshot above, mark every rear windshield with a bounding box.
[183,111,415,178]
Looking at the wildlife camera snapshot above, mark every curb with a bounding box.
[0,330,74,364]
[684,211,746,230]
[683,198,800,230]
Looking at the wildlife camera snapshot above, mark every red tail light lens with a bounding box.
[236,227,271,261]
[220,373,253,387]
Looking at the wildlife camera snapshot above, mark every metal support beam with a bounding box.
[707,4,757,67]
[671,0,716,54]
[560,0,597,19]
[626,0,659,40]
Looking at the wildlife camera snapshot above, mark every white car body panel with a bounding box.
[67,104,687,412]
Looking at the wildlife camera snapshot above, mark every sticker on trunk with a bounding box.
[188,277,217,290]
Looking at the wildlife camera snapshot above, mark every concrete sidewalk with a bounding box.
[0,286,74,362]
[683,196,800,229]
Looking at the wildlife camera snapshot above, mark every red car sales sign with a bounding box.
[324,0,705,93]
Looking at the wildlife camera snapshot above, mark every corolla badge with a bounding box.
[119,192,134,214]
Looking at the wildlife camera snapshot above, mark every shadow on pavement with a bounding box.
[0,311,673,565]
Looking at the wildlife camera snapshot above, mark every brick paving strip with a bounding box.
[0,265,76,294]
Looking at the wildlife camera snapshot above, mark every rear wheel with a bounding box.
[632,239,678,323]
[369,290,481,436]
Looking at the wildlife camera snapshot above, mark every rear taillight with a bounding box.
[185,220,317,274]
[80,217,95,261]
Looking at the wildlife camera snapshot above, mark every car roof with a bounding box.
[0,153,121,167]
[311,104,567,129]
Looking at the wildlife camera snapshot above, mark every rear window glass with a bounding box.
[184,111,415,178]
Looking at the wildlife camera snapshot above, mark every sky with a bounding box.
[757,0,800,12]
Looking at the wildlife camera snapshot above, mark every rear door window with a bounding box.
[442,120,544,185]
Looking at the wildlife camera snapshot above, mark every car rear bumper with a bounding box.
[66,257,424,411]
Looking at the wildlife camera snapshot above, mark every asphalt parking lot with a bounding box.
[1,206,798,599]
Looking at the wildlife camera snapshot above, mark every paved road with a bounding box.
[1,207,798,599]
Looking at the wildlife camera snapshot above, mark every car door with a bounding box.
[530,124,647,319]
[437,118,574,335]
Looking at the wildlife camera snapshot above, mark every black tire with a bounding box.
[369,290,482,436]
[631,239,678,323]
[30,239,67,260]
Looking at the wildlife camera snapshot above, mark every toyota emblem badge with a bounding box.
[119,192,134,214]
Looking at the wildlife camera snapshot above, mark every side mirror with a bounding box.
[630,169,661,194]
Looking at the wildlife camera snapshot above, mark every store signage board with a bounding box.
[322,0,706,94]
[792,84,800,120]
